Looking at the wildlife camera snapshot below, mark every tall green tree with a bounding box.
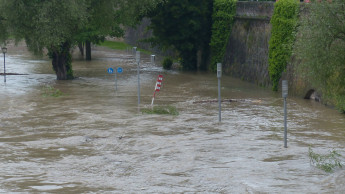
[294,0,345,112]
[76,0,124,60]
[146,0,213,71]
[0,0,162,80]
[0,0,88,80]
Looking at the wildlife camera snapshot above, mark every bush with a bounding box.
[162,57,173,70]
[209,0,237,72]
[268,0,299,91]
[294,1,345,112]
[308,147,343,173]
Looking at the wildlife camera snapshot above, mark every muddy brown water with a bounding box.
[0,44,344,193]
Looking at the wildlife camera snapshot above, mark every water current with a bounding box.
[0,43,344,193]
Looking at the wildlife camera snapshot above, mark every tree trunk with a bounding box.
[86,40,91,61]
[51,42,73,80]
[78,42,84,56]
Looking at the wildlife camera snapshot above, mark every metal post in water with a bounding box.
[217,63,222,122]
[2,47,7,83]
[282,80,288,148]
[136,51,141,105]
[115,69,117,91]
[151,55,155,66]
[133,47,137,56]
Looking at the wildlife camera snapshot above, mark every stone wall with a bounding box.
[124,2,319,100]
[223,2,274,86]
[236,1,274,17]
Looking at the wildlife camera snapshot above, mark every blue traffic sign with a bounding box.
[117,67,123,73]
[107,68,114,74]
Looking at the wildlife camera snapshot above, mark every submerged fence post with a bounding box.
[217,63,222,122]
[282,80,288,148]
[136,51,141,105]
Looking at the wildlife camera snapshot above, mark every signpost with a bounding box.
[151,74,163,106]
[136,51,141,105]
[282,80,288,148]
[107,67,123,91]
[217,63,222,122]
[151,55,156,65]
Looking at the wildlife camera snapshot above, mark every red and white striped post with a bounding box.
[151,74,163,106]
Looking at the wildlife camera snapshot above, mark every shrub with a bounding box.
[294,1,345,112]
[308,147,343,173]
[268,0,299,91]
[209,0,237,72]
[162,57,173,70]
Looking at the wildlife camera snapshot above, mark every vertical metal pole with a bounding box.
[218,77,221,122]
[217,63,222,122]
[3,53,6,83]
[282,80,288,148]
[136,51,140,105]
[137,62,140,105]
[284,97,287,148]
[115,70,117,91]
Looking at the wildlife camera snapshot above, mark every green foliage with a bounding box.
[308,147,343,173]
[146,0,213,71]
[209,0,237,72]
[294,1,345,112]
[75,0,125,51]
[0,0,162,79]
[162,57,173,70]
[268,0,299,91]
[42,85,64,97]
[142,105,179,116]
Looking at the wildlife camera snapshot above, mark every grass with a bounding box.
[98,40,151,55]
[41,85,64,97]
[308,147,343,173]
[142,105,179,116]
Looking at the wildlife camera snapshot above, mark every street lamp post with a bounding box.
[2,47,7,83]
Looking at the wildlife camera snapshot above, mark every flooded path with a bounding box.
[0,44,344,193]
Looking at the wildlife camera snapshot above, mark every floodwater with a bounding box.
[0,43,344,193]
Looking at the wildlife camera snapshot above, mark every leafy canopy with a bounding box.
[294,0,345,112]
[146,0,213,70]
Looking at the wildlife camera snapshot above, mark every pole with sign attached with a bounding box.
[217,63,222,122]
[107,67,123,91]
[151,55,155,65]
[282,80,288,148]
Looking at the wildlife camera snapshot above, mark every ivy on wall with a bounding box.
[268,0,299,91]
[209,0,237,72]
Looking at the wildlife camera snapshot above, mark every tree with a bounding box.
[294,0,345,112]
[0,0,162,80]
[0,0,87,80]
[146,0,213,71]
[76,0,124,60]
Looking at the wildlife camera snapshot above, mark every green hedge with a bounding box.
[209,0,237,72]
[268,0,299,91]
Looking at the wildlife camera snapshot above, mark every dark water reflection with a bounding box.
[0,44,344,193]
